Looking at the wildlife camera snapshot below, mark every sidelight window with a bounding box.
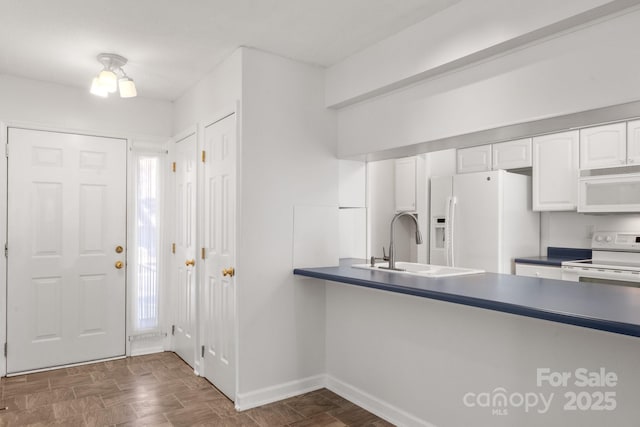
[132,152,162,331]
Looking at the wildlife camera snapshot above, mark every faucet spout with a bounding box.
[385,211,423,271]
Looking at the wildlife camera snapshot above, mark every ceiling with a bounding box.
[0,0,461,101]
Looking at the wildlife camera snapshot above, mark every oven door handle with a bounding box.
[562,266,640,284]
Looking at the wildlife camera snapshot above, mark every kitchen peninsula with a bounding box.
[295,259,640,337]
[296,259,640,426]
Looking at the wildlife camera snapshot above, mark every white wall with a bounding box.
[367,159,416,262]
[0,74,172,137]
[541,212,640,251]
[326,281,640,427]
[335,6,640,158]
[172,50,242,133]
[326,0,614,107]
[236,48,337,405]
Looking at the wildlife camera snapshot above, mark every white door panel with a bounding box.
[7,128,126,373]
[202,113,236,400]
[173,132,197,367]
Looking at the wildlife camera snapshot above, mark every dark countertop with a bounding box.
[294,258,640,338]
[514,246,592,266]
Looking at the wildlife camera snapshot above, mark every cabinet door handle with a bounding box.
[185,259,195,267]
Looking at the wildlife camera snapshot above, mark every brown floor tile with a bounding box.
[3,378,50,398]
[286,412,347,427]
[84,402,138,426]
[28,414,86,426]
[207,398,238,417]
[26,388,75,409]
[131,394,184,417]
[165,401,220,427]
[0,353,387,427]
[208,413,260,427]
[318,389,354,408]
[328,402,383,427]
[283,391,341,418]
[173,386,226,407]
[246,402,305,426]
[49,373,94,390]
[0,404,55,425]
[73,378,120,399]
[52,395,104,419]
[116,412,172,426]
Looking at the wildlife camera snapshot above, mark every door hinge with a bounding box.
[201,345,205,358]
[201,150,206,163]
[172,243,176,254]
[4,243,7,258]
[201,247,205,260]
[172,162,176,172]
[171,325,175,336]
[4,342,6,357]
[4,143,8,158]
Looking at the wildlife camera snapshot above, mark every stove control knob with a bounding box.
[605,235,613,242]
[595,235,603,242]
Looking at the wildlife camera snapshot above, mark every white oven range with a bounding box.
[561,231,640,288]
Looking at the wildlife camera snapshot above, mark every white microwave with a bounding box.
[578,172,640,213]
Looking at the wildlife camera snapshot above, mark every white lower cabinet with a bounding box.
[515,263,563,280]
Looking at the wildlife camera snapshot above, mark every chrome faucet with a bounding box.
[382,211,423,271]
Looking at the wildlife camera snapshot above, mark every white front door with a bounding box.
[7,128,127,373]
[173,132,197,367]
[202,113,237,399]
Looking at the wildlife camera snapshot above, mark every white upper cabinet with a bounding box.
[456,145,492,174]
[395,156,417,212]
[627,120,640,165]
[532,130,579,211]
[492,138,532,170]
[579,123,627,170]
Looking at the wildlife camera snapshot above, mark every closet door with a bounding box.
[202,113,237,400]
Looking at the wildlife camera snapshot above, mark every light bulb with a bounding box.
[118,77,137,98]
[90,77,108,97]
[97,69,117,93]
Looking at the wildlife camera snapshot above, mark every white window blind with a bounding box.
[132,152,162,332]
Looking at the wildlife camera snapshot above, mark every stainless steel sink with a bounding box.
[352,261,484,278]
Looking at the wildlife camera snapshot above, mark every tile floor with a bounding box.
[0,352,393,426]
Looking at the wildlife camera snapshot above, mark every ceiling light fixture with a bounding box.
[90,53,137,98]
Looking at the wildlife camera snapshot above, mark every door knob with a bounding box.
[185,259,195,267]
[222,267,235,277]
[115,261,124,269]
[115,245,124,253]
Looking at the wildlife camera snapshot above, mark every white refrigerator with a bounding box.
[429,170,539,274]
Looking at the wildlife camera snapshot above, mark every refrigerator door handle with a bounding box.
[444,196,456,267]
[449,196,457,267]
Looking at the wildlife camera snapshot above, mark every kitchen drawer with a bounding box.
[515,263,563,280]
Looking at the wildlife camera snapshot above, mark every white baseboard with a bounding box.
[325,375,436,427]
[235,374,325,411]
[233,373,433,426]
[130,345,165,357]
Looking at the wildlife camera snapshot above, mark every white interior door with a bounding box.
[202,113,236,400]
[173,132,197,367]
[7,128,127,373]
